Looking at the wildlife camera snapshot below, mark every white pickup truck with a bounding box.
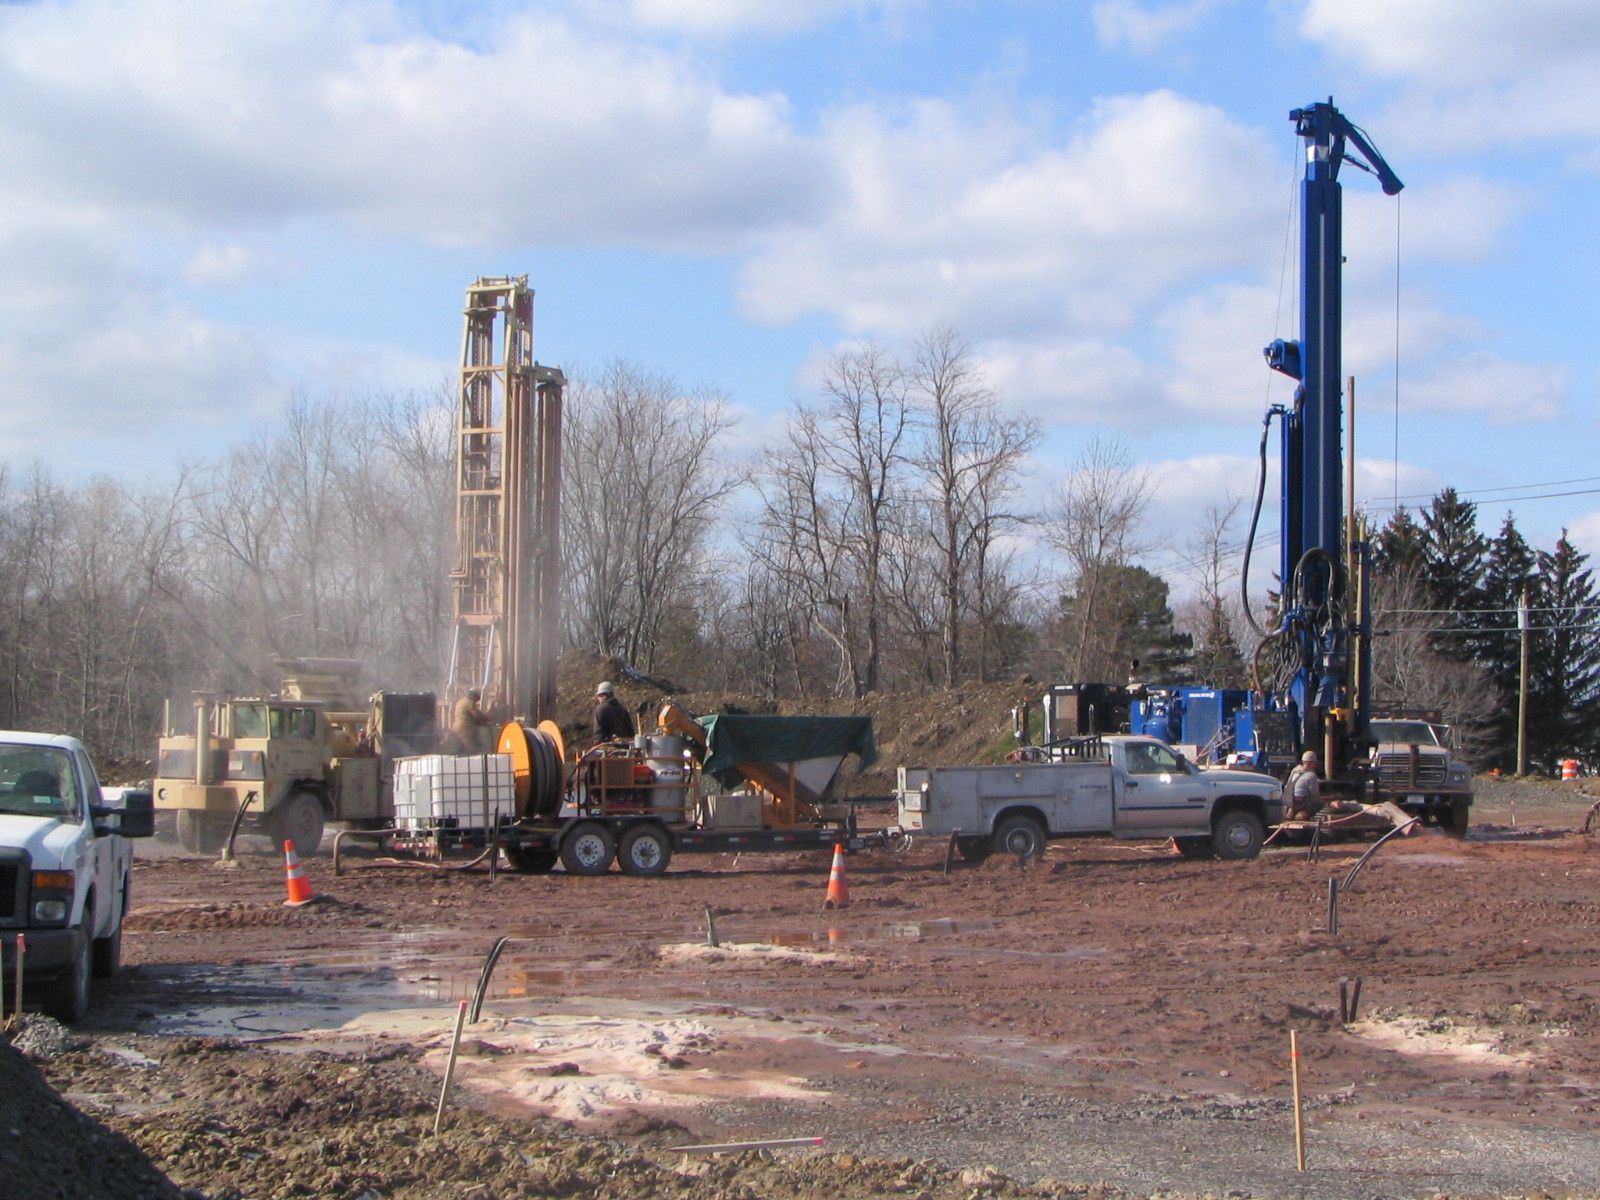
[897,734,1285,863]
[0,731,154,1022]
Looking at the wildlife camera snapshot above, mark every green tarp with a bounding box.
[697,713,877,790]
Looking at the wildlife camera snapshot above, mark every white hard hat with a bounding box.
[596,681,615,696]
[1301,749,1319,763]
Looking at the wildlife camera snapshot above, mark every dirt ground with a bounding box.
[4,773,1597,1199]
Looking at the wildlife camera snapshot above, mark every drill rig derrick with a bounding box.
[1257,101,1403,785]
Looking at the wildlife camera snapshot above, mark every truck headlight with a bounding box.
[32,898,68,924]
[30,870,73,926]
[1448,767,1469,782]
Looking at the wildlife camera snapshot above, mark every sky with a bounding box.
[2,0,1597,595]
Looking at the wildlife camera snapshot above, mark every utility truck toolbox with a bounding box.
[897,734,1282,863]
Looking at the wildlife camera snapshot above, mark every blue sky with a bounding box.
[1,0,1596,592]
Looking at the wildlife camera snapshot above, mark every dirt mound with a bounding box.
[553,653,1033,796]
[0,1025,181,1200]
[123,897,374,932]
[40,1035,1111,1200]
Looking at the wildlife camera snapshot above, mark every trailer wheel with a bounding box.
[992,815,1046,861]
[1211,809,1265,860]
[1174,836,1215,860]
[618,824,673,877]
[560,822,616,876]
[502,845,558,874]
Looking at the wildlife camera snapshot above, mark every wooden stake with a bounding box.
[1290,1029,1306,1171]
[13,934,23,1019]
[433,1000,469,1136]
[1325,877,1339,935]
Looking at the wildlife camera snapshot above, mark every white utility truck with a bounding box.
[0,731,154,1021]
[896,734,1284,863]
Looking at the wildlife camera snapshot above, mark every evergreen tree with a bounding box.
[1419,488,1488,661]
[1527,532,1600,771]
[1478,513,1537,769]
[1371,506,1427,577]
[1052,563,1192,684]
[1190,594,1248,687]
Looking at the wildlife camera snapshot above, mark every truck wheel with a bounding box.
[560,822,616,876]
[93,873,131,978]
[502,845,558,874]
[44,926,92,1024]
[1174,837,1216,860]
[270,793,326,856]
[956,837,992,865]
[992,815,1046,861]
[176,810,227,854]
[618,824,673,877]
[1447,798,1470,837]
[1212,809,1265,860]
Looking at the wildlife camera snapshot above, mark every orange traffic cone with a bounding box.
[823,844,849,909]
[282,840,316,907]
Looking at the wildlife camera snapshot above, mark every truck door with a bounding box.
[72,754,115,937]
[1114,741,1209,835]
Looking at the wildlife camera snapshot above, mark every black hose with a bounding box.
[1241,410,1280,639]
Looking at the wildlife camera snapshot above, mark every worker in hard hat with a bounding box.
[448,687,493,754]
[592,681,636,742]
[1284,749,1323,820]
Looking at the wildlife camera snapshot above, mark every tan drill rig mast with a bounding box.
[447,276,565,724]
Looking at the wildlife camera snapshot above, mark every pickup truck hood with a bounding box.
[0,814,82,869]
[1198,767,1279,793]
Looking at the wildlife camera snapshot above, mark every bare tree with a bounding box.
[1180,498,1248,687]
[562,361,740,671]
[908,327,1039,685]
[1043,437,1152,679]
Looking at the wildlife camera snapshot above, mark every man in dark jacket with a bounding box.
[593,681,636,741]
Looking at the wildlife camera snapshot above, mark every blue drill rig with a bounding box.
[1133,101,1404,791]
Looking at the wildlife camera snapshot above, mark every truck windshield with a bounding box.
[233,704,270,738]
[1125,742,1189,775]
[1372,722,1442,747]
[0,745,80,821]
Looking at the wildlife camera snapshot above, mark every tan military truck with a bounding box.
[152,659,435,854]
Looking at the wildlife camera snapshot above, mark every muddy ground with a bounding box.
[3,774,1596,1199]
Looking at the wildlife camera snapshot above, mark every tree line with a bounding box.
[0,331,1589,774]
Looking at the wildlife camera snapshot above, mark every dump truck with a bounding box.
[390,704,877,876]
[1368,713,1473,833]
[0,731,155,1022]
[152,659,436,854]
[896,734,1285,862]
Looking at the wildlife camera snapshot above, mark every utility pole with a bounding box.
[1517,587,1530,776]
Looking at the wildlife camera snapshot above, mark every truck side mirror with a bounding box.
[93,789,156,839]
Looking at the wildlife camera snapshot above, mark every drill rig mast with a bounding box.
[447,276,565,723]
[1259,100,1403,782]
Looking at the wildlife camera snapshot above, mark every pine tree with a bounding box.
[1419,488,1488,661]
[1528,532,1600,771]
[1372,507,1427,577]
[1478,513,1537,769]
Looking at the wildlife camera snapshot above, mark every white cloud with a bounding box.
[980,337,1165,426]
[595,0,885,35]
[1402,350,1565,425]
[1093,0,1230,52]
[740,90,1282,339]
[183,243,269,287]
[1300,0,1600,161]
[0,0,828,253]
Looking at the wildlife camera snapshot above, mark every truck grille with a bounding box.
[1376,753,1447,788]
[0,851,26,926]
